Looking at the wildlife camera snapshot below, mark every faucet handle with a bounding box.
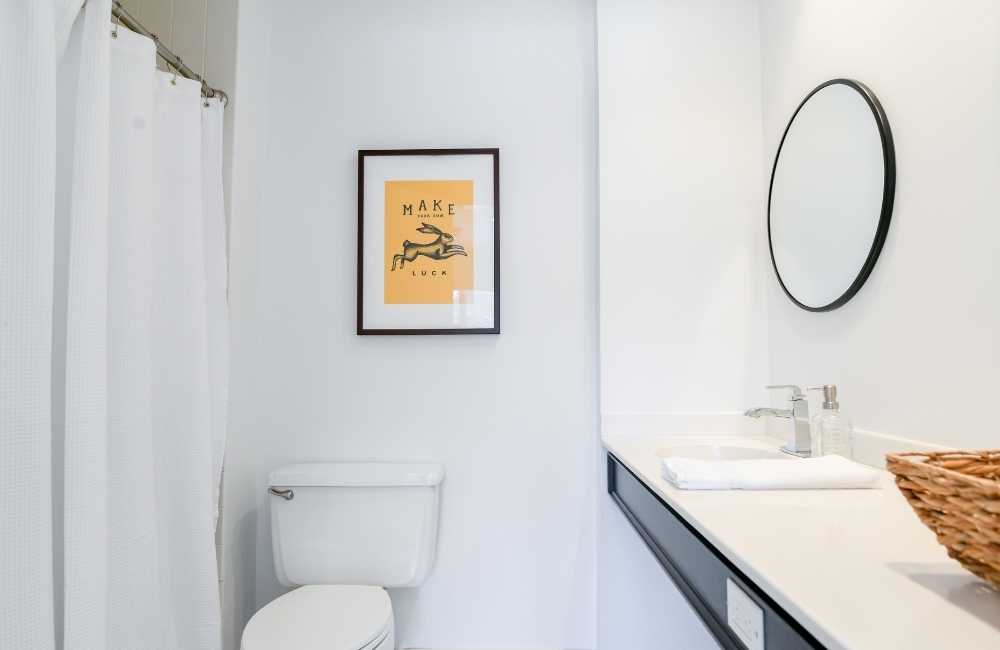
[765,384,805,400]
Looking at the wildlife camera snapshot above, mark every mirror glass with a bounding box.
[768,79,895,311]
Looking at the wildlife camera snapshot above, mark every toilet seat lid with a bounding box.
[242,585,392,650]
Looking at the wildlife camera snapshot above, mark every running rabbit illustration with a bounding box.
[390,223,467,271]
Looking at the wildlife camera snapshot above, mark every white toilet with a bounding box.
[241,461,445,650]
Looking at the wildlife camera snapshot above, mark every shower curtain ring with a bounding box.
[111,9,120,38]
[169,56,181,86]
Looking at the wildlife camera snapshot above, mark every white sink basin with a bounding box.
[657,444,790,461]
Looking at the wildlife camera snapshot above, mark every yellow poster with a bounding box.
[384,180,474,304]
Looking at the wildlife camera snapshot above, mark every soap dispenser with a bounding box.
[809,385,852,458]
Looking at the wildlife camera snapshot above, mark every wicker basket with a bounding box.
[886,450,1000,590]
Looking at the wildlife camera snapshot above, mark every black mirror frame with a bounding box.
[767,78,896,312]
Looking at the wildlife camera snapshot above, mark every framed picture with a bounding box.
[357,148,500,335]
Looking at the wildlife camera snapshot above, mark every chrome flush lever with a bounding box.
[268,487,294,501]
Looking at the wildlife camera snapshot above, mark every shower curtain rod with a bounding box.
[111,0,229,106]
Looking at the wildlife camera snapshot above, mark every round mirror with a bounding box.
[768,79,895,311]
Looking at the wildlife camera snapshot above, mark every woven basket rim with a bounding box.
[886,450,1000,494]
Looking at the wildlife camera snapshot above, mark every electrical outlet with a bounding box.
[726,578,764,650]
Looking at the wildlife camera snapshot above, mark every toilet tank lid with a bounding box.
[269,462,445,487]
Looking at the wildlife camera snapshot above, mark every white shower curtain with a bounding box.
[147,66,222,650]
[56,1,111,646]
[65,21,227,650]
[1,1,228,647]
[103,25,166,648]
[203,98,231,524]
[1,3,61,648]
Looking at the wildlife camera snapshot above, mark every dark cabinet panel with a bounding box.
[607,453,824,650]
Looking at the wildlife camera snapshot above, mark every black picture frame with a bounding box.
[357,148,500,335]
[767,78,896,312]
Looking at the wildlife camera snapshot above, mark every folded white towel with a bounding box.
[661,454,882,490]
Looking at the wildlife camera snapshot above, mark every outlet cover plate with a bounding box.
[726,578,764,650]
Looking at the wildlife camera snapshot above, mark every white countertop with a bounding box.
[603,433,1000,650]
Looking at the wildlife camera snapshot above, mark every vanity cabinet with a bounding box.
[607,453,823,650]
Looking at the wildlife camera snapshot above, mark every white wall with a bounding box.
[220,0,274,644]
[596,1,765,648]
[598,0,769,424]
[761,0,1000,449]
[223,1,599,648]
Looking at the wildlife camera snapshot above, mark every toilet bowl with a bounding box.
[240,461,443,650]
[241,585,394,650]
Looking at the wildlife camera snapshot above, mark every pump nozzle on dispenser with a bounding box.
[809,385,839,410]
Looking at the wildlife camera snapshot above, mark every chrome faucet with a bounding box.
[745,385,811,457]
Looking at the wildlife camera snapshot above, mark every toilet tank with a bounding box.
[268,462,444,588]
